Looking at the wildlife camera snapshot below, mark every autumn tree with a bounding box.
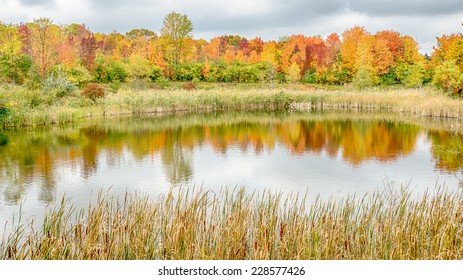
[261,41,278,68]
[352,38,377,88]
[0,23,31,84]
[160,12,193,65]
[249,37,264,55]
[238,38,250,57]
[341,26,371,77]
[55,25,79,68]
[372,38,394,75]
[77,25,98,70]
[304,37,327,71]
[433,60,463,93]
[393,36,424,86]
[204,37,222,61]
[287,62,301,82]
[28,18,61,78]
[432,33,463,74]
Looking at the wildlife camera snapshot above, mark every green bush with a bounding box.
[395,63,424,88]
[67,65,93,87]
[255,62,275,83]
[275,72,287,83]
[0,54,32,85]
[301,68,317,84]
[24,66,42,90]
[332,68,350,85]
[94,56,128,84]
[149,65,164,82]
[402,64,425,88]
[379,69,399,86]
[155,77,170,89]
[109,80,123,92]
[0,133,7,146]
[205,62,226,82]
[352,67,374,89]
[106,61,128,82]
[172,63,204,81]
[0,105,9,120]
[432,60,463,93]
[127,54,151,80]
[220,63,263,83]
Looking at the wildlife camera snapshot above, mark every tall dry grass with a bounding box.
[2,186,463,260]
[2,85,463,128]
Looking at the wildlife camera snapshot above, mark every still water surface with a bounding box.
[0,111,462,228]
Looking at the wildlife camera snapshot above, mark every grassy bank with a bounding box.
[1,84,463,128]
[2,187,463,260]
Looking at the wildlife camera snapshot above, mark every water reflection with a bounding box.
[0,111,462,205]
[428,132,463,172]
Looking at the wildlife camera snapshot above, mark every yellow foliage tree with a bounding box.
[286,62,301,83]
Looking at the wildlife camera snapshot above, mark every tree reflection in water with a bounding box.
[0,112,461,204]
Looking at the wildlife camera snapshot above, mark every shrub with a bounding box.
[155,77,170,89]
[67,65,93,87]
[0,106,9,120]
[172,63,204,81]
[81,83,105,101]
[0,133,7,146]
[275,72,287,83]
[301,68,317,84]
[0,54,32,85]
[352,67,374,89]
[106,61,128,83]
[42,70,77,98]
[94,57,128,84]
[402,64,425,88]
[149,65,164,82]
[182,81,196,90]
[205,62,226,82]
[316,68,349,85]
[257,62,276,83]
[127,54,151,80]
[379,69,399,86]
[433,60,463,93]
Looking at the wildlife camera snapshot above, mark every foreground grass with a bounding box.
[1,84,463,128]
[2,187,463,260]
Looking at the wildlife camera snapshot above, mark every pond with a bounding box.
[0,111,462,229]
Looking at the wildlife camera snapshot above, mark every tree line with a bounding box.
[0,12,462,93]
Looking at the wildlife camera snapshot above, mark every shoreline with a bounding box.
[1,86,463,129]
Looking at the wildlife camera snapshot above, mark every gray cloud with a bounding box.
[88,0,155,11]
[19,0,55,7]
[347,0,463,16]
[2,0,463,54]
[193,0,346,32]
[85,0,346,33]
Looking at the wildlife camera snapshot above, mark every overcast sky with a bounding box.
[1,0,463,54]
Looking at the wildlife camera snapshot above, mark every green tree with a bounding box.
[127,53,151,80]
[402,64,425,88]
[160,12,193,65]
[126,28,156,40]
[433,60,463,93]
[353,67,374,89]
